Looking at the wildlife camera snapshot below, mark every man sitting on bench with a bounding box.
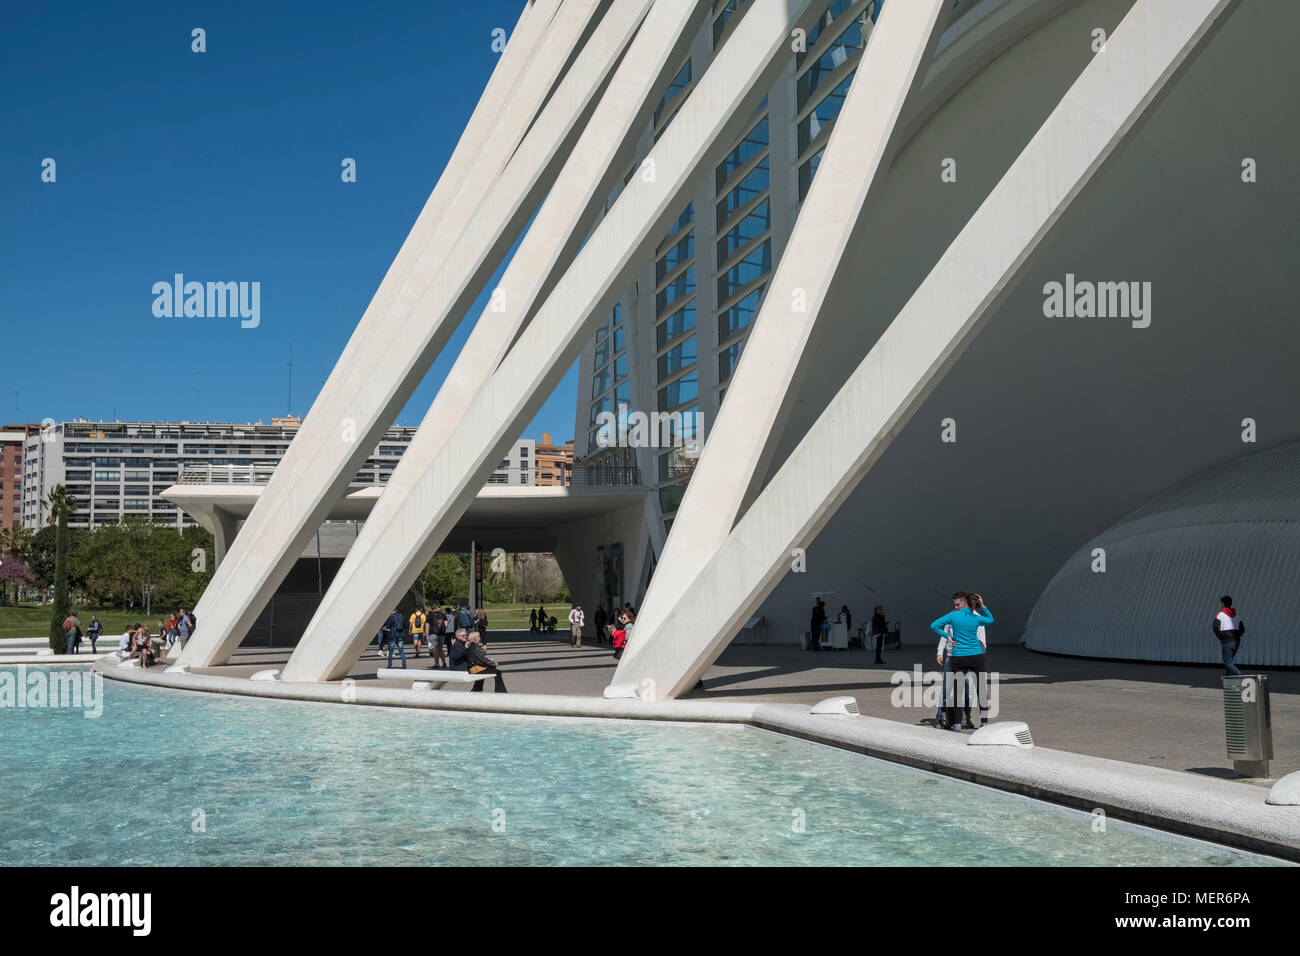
[464,632,507,693]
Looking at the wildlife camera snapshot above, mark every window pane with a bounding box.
[719,339,746,382]
[715,158,770,229]
[656,267,695,314]
[654,59,692,129]
[717,239,772,302]
[717,198,770,263]
[655,233,695,282]
[715,117,769,191]
[799,147,826,200]
[657,335,698,380]
[718,285,764,341]
[658,371,698,411]
[614,353,628,382]
[656,301,696,349]
[798,72,854,153]
[797,13,868,110]
[592,368,610,398]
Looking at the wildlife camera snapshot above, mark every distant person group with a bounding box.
[807,599,887,663]
[529,606,556,633]
[62,608,194,663]
[107,609,196,669]
[377,602,484,668]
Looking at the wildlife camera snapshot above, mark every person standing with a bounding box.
[63,612,81,655]
[474,608,488,647]
[384,608,407,668]
[175,611,191,650]
[808,599,826,652]
[409,606,428,658]
[568,603,585,647]
[930,592,993,730]
[593,606,608,645]
[870,605,888,664]
[529,608,538,632]
[87,615,103,654]
[538,605,548,634]
[1213,595,1244,676]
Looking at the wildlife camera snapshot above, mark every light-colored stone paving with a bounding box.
[187,632,1298,781]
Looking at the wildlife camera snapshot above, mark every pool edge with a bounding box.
[94,660,1300,863]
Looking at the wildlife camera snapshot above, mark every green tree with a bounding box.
[0,525,35,604]
[46,485,77,652]
[421,553,469,606]
[29,525,58,592]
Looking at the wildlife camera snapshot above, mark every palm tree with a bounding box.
[46,486,77,653]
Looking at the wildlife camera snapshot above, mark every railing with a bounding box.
[570,464,641,487]
[177,462,641,488]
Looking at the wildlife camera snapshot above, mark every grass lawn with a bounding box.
[1,602,570,639]
[0,606,172,640]
[478,603,571,631]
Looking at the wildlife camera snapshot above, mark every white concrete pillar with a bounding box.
[180,0,622,668]
[615,0,1242,698]
[619,0,953,674]
[280,0,829,682]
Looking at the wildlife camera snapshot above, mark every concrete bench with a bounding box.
[375,668,492,690]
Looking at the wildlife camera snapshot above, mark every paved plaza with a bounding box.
[187,632,1299,783]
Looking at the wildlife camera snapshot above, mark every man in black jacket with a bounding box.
[384,608,407,668]
[809,599,826,652]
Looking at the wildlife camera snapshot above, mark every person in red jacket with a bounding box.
[1212,595,1244,676]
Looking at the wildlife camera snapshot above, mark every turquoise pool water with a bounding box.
[0,668,1287,866]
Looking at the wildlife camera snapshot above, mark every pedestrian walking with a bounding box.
[569,603,585,646]
[1212,594,1245,676]
[870,605,887,664]
[383,608,407,668]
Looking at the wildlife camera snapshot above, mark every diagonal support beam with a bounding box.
[617,0,952,674]
[281,0,830,682]
[279,0,712,682]
[613,0,1242,698]
[181,0,638,668]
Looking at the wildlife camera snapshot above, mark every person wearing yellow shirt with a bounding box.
[409,608,429,659]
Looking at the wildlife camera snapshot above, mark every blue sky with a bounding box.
[0,0,578,440]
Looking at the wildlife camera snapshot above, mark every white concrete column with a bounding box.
[614,0,1242,698]
[279,0,701,683]
[180,0,622,668]
[619,0,952,673]
[281,0,829,683]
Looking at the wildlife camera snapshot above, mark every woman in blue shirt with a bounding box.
[930,592,993,730]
